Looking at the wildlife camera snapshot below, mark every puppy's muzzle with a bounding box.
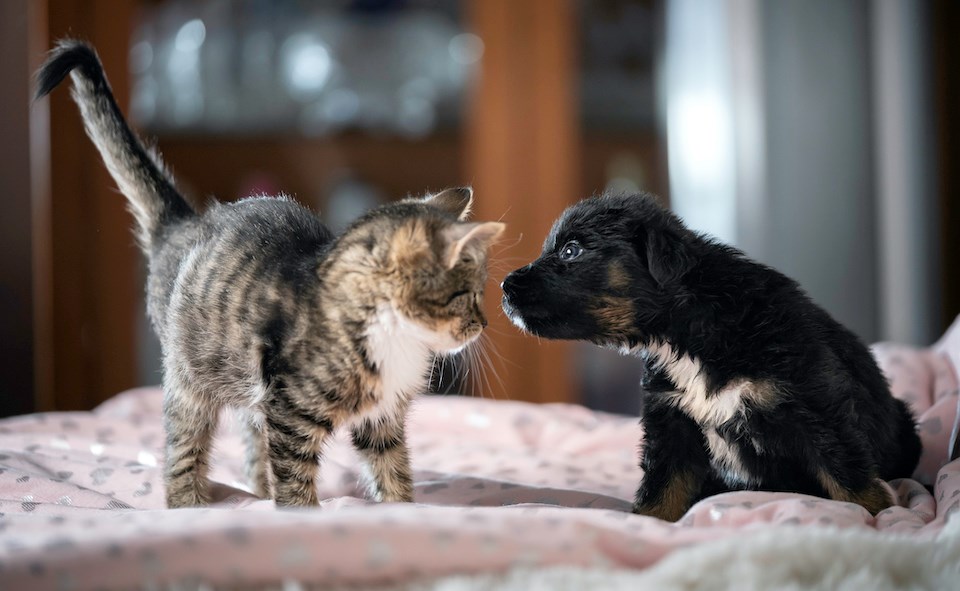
[500,265,534,333]
[501,264,532,301]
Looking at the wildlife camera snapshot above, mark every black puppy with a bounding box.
[501,192,921,521]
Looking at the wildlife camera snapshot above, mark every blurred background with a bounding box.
[1,0,957,417]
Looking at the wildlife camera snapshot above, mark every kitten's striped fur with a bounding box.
[37,41,504,508]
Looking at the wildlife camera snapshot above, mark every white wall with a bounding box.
[665,0,941,345]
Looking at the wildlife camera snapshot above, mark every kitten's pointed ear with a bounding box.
[646,228,693,287]
[443,221,506,269]
[424,187,473,221]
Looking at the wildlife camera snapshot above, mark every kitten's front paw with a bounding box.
[273,486,319,508]
[369,479,413,503]
[376,489,414,503]
[250,475,272,500]
[363,470,414,503]
[166,484,211,508]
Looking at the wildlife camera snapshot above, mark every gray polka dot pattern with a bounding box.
[0,320,957,591]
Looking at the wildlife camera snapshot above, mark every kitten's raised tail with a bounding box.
[35,40,194,250]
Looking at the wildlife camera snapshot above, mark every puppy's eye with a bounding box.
[558,241,584,262]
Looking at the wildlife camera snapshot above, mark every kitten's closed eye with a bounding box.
[446,290,470,306]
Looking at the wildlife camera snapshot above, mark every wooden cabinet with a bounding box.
[30,0,665,411]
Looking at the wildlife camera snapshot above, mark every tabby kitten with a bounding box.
[37,41,505,508]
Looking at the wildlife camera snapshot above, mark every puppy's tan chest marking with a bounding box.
[642,341,775,486]
[704,428,757,487]
[646,342,752,424]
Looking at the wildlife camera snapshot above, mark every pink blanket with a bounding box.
[1,321,959,589]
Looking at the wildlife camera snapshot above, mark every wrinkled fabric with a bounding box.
[1,320,958,590]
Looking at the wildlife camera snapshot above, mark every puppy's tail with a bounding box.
[35,40,194,251]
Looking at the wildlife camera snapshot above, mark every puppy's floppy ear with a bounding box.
[422,187,473,220]
[646,227,693,287]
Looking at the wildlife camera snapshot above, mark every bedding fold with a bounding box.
[1,318,959,589]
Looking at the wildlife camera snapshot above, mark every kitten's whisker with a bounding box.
[475,342,492,399]
[454,348,474,396]
[467,352,486,398]
[480,325,522,341]
[473,344,486,399]
[458,344,474,396]
[452,351,469,395]
[481,334,517,371]
[438,355,445,392]
[465,340,484,399]
[429,356,439,393]
[490,255,532,262]
[477,335,509,400]
[460,339,490,400]
[492,233,525,256]
[466,344,484,399]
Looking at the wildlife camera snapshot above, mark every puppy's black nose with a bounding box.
[501,266,530,297]
[501,264,533,292]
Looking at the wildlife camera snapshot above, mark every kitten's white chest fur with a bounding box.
[360,304,436,422]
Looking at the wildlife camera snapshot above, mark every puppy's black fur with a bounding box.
[501,192,921,521]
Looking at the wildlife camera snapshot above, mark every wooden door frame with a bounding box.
[466,0,579,403]
[35,0,141,411]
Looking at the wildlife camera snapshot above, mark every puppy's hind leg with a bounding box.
[633,397,715,521]
[809,423,896,515]
[817,470,894,515]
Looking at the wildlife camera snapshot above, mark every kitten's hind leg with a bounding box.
[262,396,333,507]
[351,409,414,503]
[240,410,272,499]
[633,396,714,521]
[163,379,218,508]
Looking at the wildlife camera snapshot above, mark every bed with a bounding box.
[2,320,959,590]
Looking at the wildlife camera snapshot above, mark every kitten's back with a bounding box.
[152,196,333,330]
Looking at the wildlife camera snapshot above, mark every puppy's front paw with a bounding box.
[632,500,688,522]
[633,468,698,522]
